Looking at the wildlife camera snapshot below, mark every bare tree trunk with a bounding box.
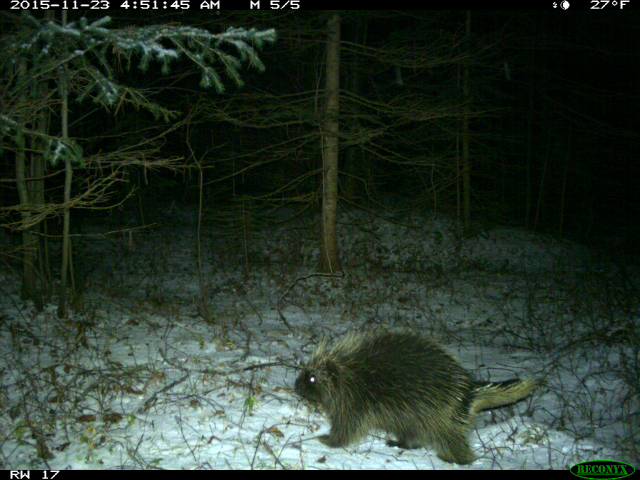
[461,10,472,235]
[525,57,535,230]
[33,79,51,300]
[343,15,367,203]
[58,10,73,317]
[319,13,342,273]
[557,129,570,238]
[15,49,43,309]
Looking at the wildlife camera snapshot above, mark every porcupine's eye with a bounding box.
[301,373,324,402]
[296,369,318,399]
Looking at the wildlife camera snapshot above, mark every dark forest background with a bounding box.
[1,10,639,311]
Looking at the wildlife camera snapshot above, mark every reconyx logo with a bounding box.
[570,460,635,480]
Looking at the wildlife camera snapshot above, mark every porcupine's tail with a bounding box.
[471,378,539,413]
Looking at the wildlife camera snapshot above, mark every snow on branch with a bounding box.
[2,14,276,103]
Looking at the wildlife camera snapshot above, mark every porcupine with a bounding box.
[294,331,538,464]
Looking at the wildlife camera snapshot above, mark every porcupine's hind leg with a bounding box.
[386,423,426,449]
[387,422,474,464]
[431,425,475,465]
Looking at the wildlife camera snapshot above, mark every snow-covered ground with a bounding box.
[0,205,637,469]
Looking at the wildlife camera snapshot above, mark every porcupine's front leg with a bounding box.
[319,411,367,448]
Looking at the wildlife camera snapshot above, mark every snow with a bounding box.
[0,204,636,470]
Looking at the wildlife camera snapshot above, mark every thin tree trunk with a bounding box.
[525,59,535,230]
[58,11,73,317]
[461,10,472,235]
[319,13,341,273]
[343,15,367,202]
[15,49,42,308]
[33,80,50,300]
[558,130,570,238]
